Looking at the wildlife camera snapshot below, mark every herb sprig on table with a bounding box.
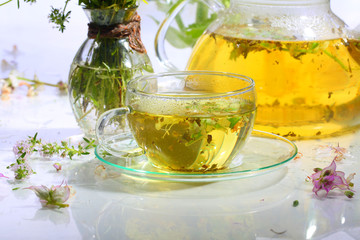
[8,133,96,180]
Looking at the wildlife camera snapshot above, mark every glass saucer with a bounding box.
[94,130,298,182]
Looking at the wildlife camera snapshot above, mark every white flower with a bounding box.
[0,79,6,89]
[8,70,20,88]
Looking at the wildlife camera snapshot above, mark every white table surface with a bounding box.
[1,1,360,239]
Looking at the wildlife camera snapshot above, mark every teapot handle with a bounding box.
[155,0,225,71]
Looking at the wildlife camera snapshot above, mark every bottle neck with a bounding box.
[84,7,138,25]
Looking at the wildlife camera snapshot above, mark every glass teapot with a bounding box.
[155,0,360,140]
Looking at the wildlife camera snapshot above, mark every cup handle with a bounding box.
[154,0,225,71]
[95,107,144,158]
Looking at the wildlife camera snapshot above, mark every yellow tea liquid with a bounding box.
[187,33,360,139]
[127,98,255,172]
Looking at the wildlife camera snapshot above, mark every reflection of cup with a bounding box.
[96,71,256,172]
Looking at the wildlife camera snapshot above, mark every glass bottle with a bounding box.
[69,7,153,138]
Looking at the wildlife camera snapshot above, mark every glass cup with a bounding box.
[95,71,256,172]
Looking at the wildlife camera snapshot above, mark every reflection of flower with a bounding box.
[0,69,67,100]
[310,158,355,198]
[315,143,348,162]
[29,207,71,225]
[25,181,73,208]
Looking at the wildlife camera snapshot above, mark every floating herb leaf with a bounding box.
[228,117,242,129]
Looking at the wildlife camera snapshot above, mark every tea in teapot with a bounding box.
[156,0,360,139]
[187,32,360,139]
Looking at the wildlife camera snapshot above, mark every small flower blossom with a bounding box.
[53,163,62,172]
[8,70,20,88]
[13,140,32,158]
[57,80,68,93]
[39,142,56,158]
[1,84,12,100]
[310,158,355,198]
[10,160,34,180]
[25,181,72,208]
[17,82,37,97]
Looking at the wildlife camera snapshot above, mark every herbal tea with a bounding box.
[127,98,255,172]
[187,32,360,139]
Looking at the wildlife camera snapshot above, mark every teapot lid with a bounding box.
[234,0,328,5]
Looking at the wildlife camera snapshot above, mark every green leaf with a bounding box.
[195,2,208,22]
[310,42,319,50]
[228,117,242,129]
[166,27,195,49]
[20,152,26,158]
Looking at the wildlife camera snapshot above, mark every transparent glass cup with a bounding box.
[95,71,256,172]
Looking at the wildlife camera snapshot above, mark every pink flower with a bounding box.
[311,158,355,198]
[13,141,32,158]
[25,181,72,208]
[53,163,62,172]
[0,173,8,178]
[10,161,34,179]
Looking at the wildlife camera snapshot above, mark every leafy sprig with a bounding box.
[48,0,71,32]
[7,133,96,180]
[2,0,142,32]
